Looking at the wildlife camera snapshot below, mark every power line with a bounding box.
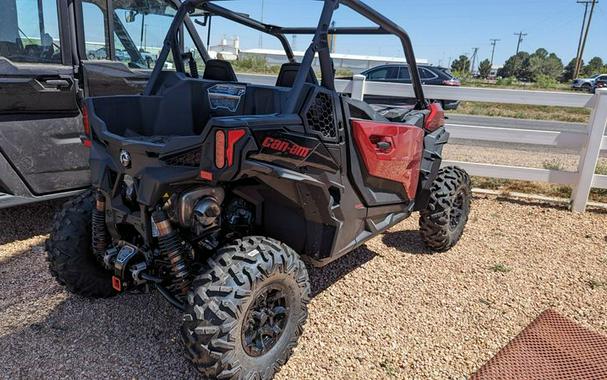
[574,0,598,78]
[490,38,500,67]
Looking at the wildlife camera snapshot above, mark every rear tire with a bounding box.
[181,236,310,380]
[45,190,116,298]
[419,166,471,251]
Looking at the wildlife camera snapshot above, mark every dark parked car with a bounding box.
[361,64,461,110]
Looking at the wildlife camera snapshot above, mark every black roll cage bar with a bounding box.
[144,0,427,112]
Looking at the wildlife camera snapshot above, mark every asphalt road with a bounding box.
[237,73,593,136]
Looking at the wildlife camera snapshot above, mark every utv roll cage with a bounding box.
[145,0,427,112]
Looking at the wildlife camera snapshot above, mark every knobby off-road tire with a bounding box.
[181,236,311,380]
[45,190,116,298]
[419,166,471,252]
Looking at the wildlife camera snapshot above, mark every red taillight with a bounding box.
[424,102,445,132]
[215,130,226,169]
[442,79,460,86]
[81,105,92,147]
[214,129,246,169]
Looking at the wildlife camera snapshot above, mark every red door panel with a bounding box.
[351,119,424,199]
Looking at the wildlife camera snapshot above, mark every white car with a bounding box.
[572,74,607,91]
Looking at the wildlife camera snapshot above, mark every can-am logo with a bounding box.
[261,137,311,159]
[119,149,131,168]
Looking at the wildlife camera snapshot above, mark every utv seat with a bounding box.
[203,59,238,82]
[276,62,318,87]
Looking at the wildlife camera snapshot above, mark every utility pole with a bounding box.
[470,47,479,74]
[258,0,265,48]
[490,38,500,67]
[512,31,527,74]
[514,31,527,55]
[574,0,598,78]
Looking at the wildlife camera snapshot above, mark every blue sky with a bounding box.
[204,0,606,67]
[70,0,606,67]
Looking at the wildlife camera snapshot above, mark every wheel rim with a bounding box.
[449,191,466,231]
[242,285,290,357]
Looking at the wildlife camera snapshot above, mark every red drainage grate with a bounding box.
[471,309,607,380]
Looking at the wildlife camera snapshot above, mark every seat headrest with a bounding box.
[276,62,318,88]
[203,59,238,82]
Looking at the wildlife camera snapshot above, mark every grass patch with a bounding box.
[232,56,281,75]
[490,263,512,273]
[588,279,606,290]
[542,159,565,171]
[472,177,607,204]
[451,101,590,123]
[595,162,607,176]
[379,359,398,377]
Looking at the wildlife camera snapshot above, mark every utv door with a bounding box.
[0,0,89,195]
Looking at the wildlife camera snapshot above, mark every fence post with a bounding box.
[571,88,607,212]
[351,74,366,101]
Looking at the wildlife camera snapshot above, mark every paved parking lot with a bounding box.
[1,196,606,379]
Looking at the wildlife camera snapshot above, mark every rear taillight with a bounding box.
[81,106,92,148]
[215,130,226,169]
[214,128,246,170]
[424,103,445,132]
[442,79,460,86]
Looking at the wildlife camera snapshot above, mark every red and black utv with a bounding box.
[47,1,471,378]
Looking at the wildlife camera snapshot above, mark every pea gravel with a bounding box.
[1,195,606,379]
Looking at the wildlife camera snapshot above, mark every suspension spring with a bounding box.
[152,210,191,298]
[92,191,108,263]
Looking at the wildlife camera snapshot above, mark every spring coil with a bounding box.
[153,211,191,297]
[92,192,108,264]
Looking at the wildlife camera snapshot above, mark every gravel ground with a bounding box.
[1,196,606,379]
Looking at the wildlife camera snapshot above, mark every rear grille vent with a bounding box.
[305,91,337,140]
[162,148,202,167]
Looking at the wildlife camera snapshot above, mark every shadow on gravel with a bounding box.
[0,200,63,244]
[307,245,376,297]
[381,230,434,255]
[0,288,201,378]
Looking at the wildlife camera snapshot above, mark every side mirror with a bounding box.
[125,10,138,23]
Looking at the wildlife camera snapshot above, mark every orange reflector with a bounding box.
[215,130,226,169]
[199,170,213,181]
[112,276,122,292]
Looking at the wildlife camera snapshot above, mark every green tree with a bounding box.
[478,59,492,79]
[451,55,470,73]
[583,57,604,76]
[498,51,530,79]
[562,58,581,82]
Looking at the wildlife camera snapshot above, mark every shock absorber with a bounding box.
[152,210,191,298]
[92,191,108,263]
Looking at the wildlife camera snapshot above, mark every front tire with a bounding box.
[45,190,116,298]
[181,236,310,380]
[419,166,471,251]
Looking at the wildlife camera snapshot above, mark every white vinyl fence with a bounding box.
[336,76,607,212]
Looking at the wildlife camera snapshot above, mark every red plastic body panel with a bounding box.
[351,119,424,199]
[424,102,445,132]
